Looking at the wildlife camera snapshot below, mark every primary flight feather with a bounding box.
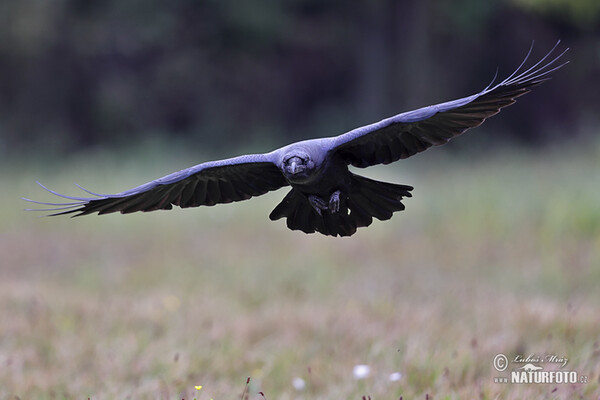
[25,42,568,237]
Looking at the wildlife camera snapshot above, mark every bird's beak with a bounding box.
[290,161,298,174]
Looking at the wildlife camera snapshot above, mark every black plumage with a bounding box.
[24,42,568,237]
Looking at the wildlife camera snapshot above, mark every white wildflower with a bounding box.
[389,372,402,381]
[352,364,370,379]
[292,377,306,391]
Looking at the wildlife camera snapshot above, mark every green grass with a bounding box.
[2,139,600,399]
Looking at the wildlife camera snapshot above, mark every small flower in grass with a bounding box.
[389,372,402,382]
[292,377,306,391]
[353,364,370,379]
[195,385,203,390]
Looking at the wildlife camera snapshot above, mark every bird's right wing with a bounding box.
[328,42,568,168]
[24,153,288,216]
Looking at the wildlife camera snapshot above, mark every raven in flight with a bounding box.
[25,43,568,237]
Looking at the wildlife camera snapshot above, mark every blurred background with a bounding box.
[2,1,600,399]
[0,0,599,155]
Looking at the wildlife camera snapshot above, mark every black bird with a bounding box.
[25,43,568,237]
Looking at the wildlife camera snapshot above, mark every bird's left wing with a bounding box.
[328,42,568,168]
[24,153,288,216]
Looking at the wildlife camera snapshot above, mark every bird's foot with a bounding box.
[328,190,341,213]
[308,190,342,215]
[308,195,328,216]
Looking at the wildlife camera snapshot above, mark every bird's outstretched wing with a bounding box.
[24,154,287,216]
[329,41,569,168]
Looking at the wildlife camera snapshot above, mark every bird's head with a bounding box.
[282,151,315,182]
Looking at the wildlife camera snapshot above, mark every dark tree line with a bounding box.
[0,0,598,155]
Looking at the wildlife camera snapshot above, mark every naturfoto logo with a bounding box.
[492,353,588,385]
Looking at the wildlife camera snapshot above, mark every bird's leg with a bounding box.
[308,195,328,216]
[308,191,342,215]
[328,190,342,213]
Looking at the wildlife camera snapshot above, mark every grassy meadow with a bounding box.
[2,138,600,399]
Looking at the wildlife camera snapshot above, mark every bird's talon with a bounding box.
[308,195,328,215]
[329,190,341,213]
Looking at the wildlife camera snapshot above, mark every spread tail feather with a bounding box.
[269,174,412,237]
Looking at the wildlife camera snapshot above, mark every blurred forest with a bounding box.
[1,0,599,156]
